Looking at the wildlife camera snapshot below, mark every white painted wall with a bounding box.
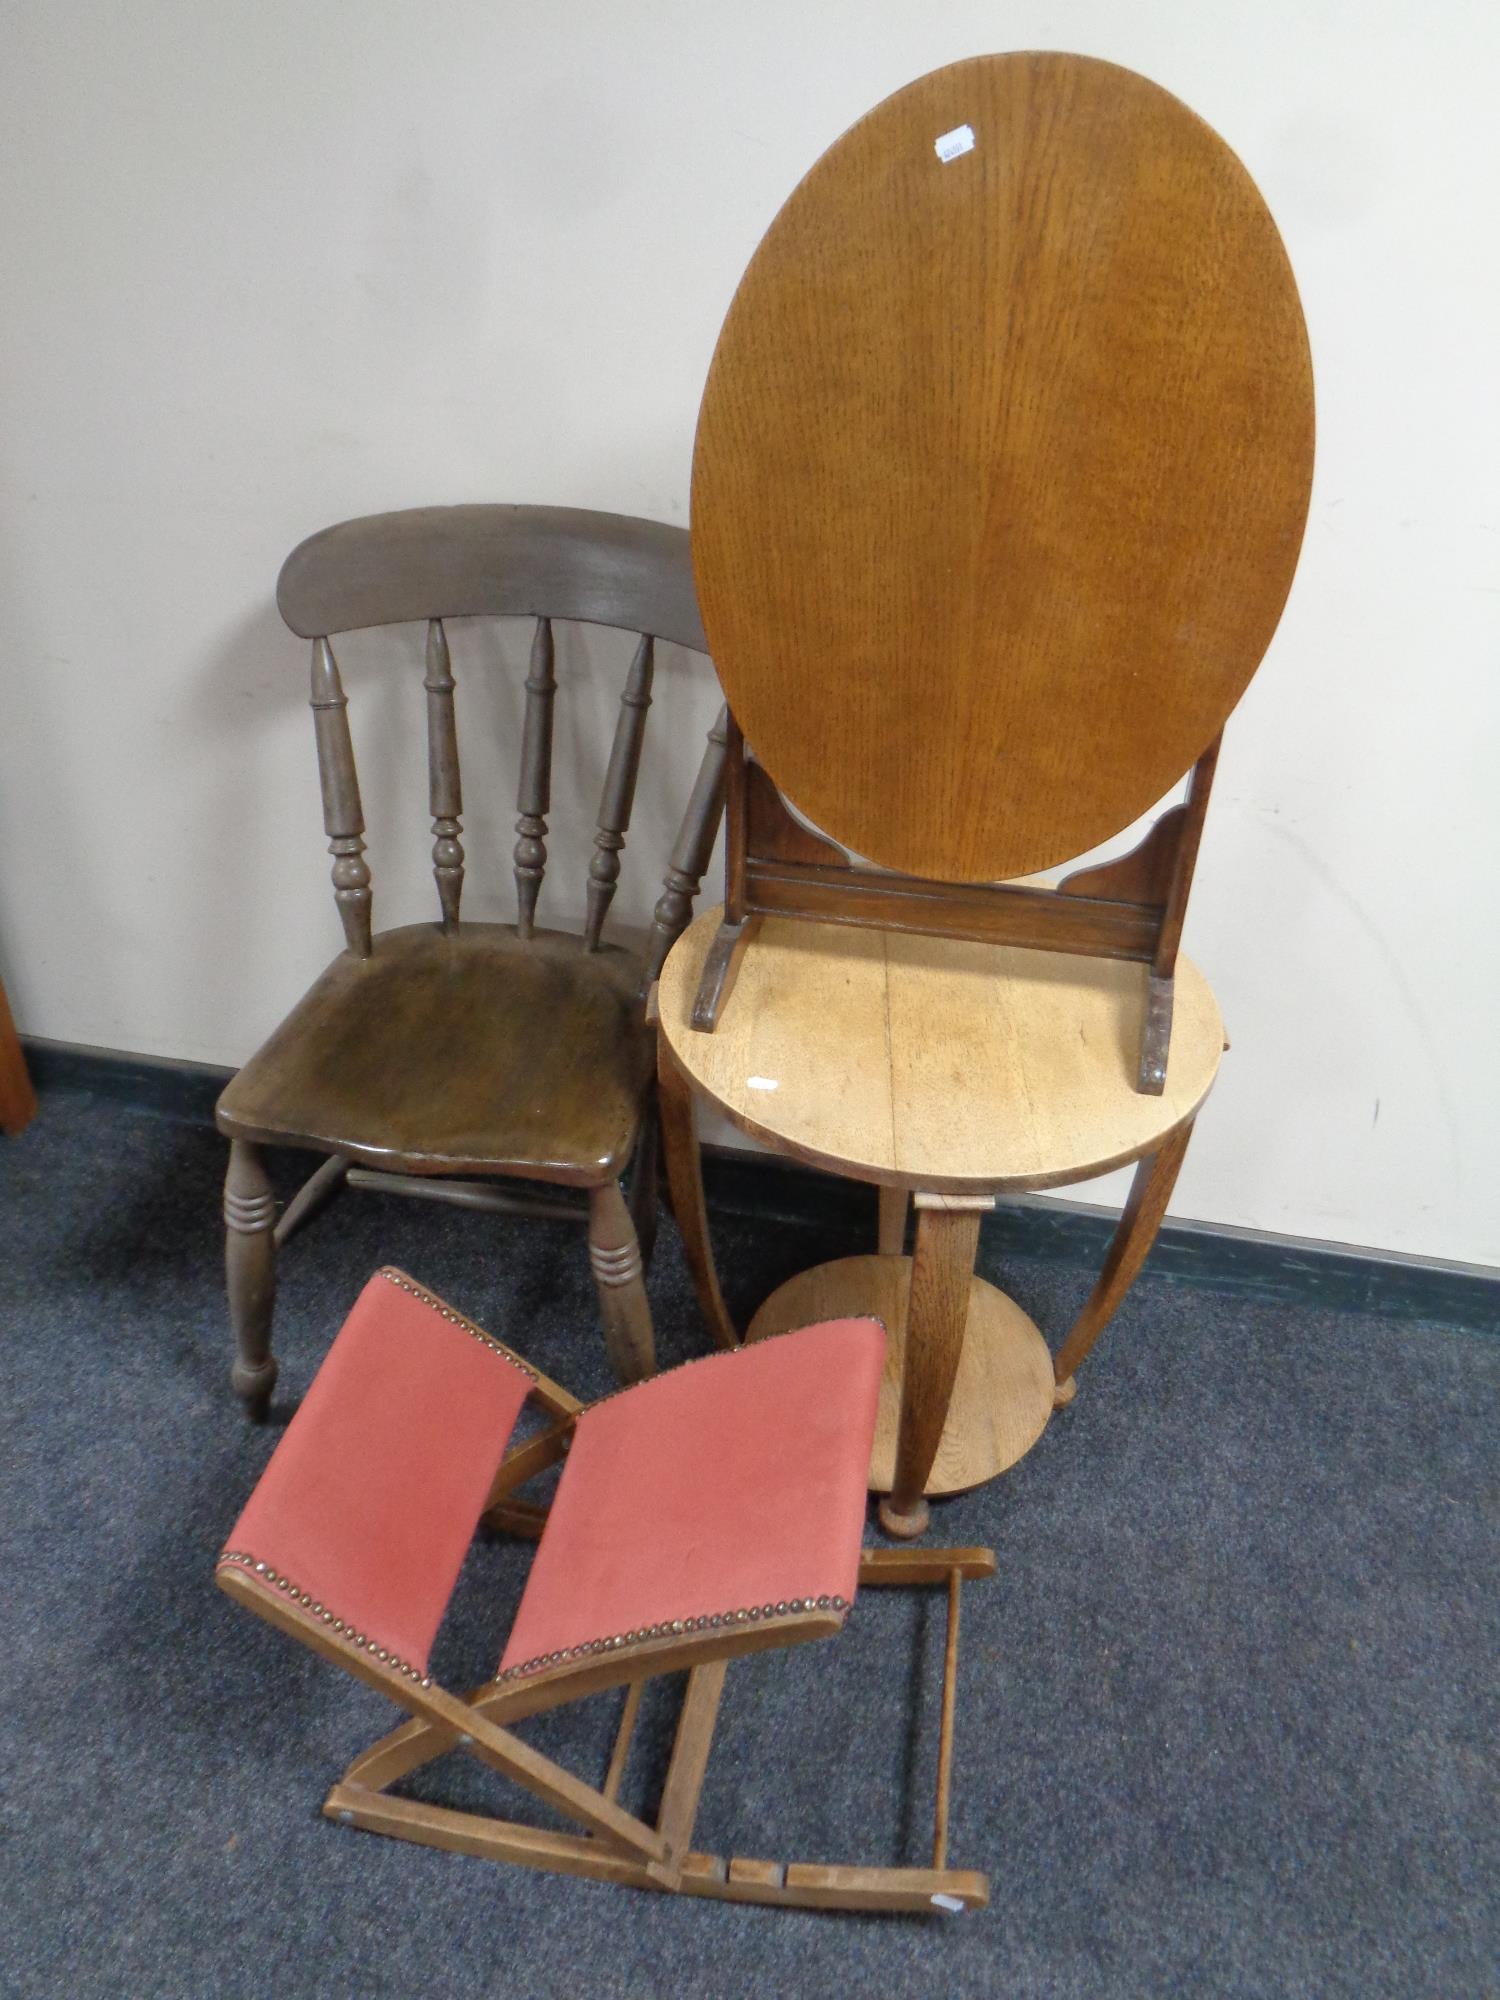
[1,1,1495,1265]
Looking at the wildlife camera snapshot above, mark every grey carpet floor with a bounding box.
[1,1087,1496,1999]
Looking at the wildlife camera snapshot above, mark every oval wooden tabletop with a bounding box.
[658,908,1224,1191]
[692,53,1314,883]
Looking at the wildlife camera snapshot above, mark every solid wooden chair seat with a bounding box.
[217,922,654,1183]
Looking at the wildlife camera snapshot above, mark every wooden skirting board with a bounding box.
[19,1037,1499,1334]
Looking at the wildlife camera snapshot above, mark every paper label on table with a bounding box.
[933,123,975,163]
[746,1075,779,1091]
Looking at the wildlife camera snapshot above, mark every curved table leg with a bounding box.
[1051,1117,1195,1407]
[656,1041,738,1352]
[879,1194,992,1541]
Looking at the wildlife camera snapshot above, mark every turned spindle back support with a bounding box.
[513,617,556,939]
[309,638,373,958]
[586,633,655,950]
[424,619,464,933]
[647,704,730,984]
[278,506,726,974]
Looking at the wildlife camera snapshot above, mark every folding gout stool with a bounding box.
[216,1266,995,1913]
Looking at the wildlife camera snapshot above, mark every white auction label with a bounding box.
[933,123,975,163]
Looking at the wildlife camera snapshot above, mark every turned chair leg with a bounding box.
[225,1139,278,1421]
[588,1178,656,1385]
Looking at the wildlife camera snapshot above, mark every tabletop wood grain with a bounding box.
[692,53,1314,883]
[658,906,1224,1191]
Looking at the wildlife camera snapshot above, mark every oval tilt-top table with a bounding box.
[657,908,1225,1538]
[685,54,1312,1098]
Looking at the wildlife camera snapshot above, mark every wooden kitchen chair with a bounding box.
[216,506,730,1417]
[218,1267,993,1912]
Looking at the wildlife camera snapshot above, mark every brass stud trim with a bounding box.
[217,1550,433,1687]
[491,1593,850,1686]
[376,1267,536,1382]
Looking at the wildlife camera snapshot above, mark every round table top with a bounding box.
[691,54,1313,883]
[658,909,1224,1191]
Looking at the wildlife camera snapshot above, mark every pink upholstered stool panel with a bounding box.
[500,1318,884,1678]
[219,1269,532,1675]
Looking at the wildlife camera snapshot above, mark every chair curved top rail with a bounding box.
[278,504,707,652]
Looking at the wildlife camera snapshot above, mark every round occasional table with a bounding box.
[656,908,1225,1538]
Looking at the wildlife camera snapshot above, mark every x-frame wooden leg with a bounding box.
[322,1546,995,1914]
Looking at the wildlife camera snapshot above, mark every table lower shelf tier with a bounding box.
[745,1253,1056,1496]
